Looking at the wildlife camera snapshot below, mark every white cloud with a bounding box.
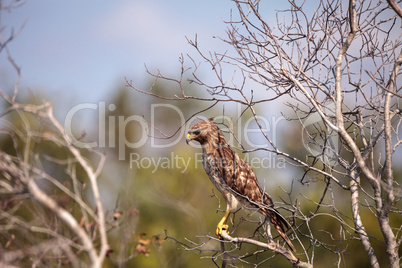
[97,2,188,53]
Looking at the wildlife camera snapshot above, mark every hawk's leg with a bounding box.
[265,222,273,243]
[216,208,231,239]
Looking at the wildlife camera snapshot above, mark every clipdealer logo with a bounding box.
[64,102,288,169]
[64,103,185,160]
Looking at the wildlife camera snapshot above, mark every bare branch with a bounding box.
[220,230,312,268]
[387,0,402,17]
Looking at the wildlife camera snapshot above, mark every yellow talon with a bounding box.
[216,223,229,238]
[216,208,231,239]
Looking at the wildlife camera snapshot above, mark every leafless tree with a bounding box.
[0,89,111,267]
[129,0,401,267]
[0,2,111,267]
[0,101,111,268]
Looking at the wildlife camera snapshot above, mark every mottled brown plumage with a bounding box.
[186,118,295,251]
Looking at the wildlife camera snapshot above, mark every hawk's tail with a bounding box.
[260,205,296,252]
[270,209,296,252]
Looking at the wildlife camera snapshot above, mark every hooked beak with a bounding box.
[186,133,193,145]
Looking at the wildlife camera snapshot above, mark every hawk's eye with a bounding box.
[193,130,200,135]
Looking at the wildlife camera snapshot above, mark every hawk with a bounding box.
[186,118,295,251]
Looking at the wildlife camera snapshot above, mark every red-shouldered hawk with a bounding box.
[186,118,295,251]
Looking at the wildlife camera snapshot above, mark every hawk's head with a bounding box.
[186,118,219,145]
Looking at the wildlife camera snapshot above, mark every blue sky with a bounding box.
[0,1,297,163]
[1,1,238,112]
[0,0,303,196]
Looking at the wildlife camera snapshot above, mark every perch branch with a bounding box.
[220,230,311,267]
